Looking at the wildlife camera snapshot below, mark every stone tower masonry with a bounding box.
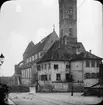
[59,0,77,43]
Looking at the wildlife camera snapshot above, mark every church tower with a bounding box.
[59,0,77,43]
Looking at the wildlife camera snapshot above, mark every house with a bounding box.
[15,30,59,86]
[36,37,85,91]
[37,38,102,92]
[70,51,102,88]
[35,0,103,92]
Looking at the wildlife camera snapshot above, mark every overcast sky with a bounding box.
[0,0,102,76]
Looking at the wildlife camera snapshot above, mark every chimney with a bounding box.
[76,48,80,55]
[89,50,92,53]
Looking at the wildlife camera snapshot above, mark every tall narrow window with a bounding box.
[37,65,40,71]
[97,60,100,67]
[69,28,72,36]
[49,75,51,80]
[56,74,61,81]
[60,9,63,20]
[91,60,95,67]
[66,73,70,81]
[42,64,43,70]
[45,64,47,70]
[66,64,70,69]
[48,63,51,69]
[86,60,90,67]
[60,29,63,38]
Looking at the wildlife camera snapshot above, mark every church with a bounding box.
[36,0,102,92]
[14,0,102,92]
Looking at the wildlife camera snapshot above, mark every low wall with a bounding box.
[9,86,30,93]
[38,82,84,92]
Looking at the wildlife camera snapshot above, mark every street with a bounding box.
[9,92,103,105]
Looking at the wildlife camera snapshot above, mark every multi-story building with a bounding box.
[37,38,102,92]
[15,0,102,92]
[15,30,59,86]
[36,0,102,92]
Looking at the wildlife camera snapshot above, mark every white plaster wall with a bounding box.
[51,61,69,81]
[84,79,99,87]
[71,61,83,71]
[71,61,83,82]
[83,61,99,87]
[84,60,99,73]
[38,61,70,82]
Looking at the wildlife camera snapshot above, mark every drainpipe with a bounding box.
[82,59,84,91]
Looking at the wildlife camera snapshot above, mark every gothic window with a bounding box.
[69,28,72,36]
[60,9,63,20]
[56,74,61,81]
[60,29,63,37]
[86,60,90,67]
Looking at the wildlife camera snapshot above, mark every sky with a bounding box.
[0,0,102,76]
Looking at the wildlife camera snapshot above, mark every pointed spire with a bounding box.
[53,24,55,32]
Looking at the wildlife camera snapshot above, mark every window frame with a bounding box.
[54,64,59,70]
[56,73,61,81]
[85,60,90,67]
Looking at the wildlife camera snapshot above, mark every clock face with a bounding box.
[68,8,73,15]
[68,6,73,18]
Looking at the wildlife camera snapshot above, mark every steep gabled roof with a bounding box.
[23,41,35,55]
[37,40,72,63]
[70,52,102,61]
[27,31,58,57]
[37,34,103,64]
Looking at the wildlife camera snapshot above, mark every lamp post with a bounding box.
[0,53,5,84]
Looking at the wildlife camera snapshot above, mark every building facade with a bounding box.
[37,42,102,91]
[15,30,59,86]
[14,0,102,92]
[36,0,102,92]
